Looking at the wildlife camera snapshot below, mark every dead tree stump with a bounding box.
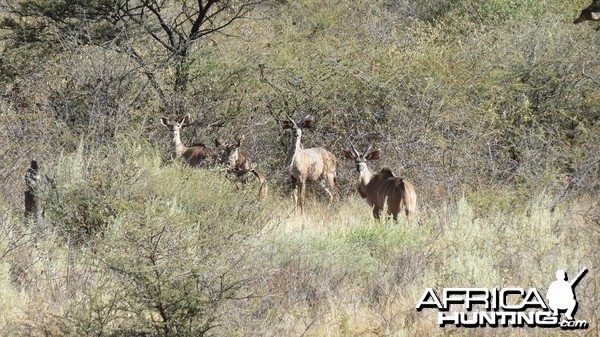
[24,159,43,223]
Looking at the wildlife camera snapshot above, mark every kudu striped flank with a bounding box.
[280,116,337,213]
[343,145,416,222]
[217,135,268,197]
[160,114,217,167]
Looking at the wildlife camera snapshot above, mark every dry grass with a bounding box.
[254,194,599,337]
[0,174,597,336]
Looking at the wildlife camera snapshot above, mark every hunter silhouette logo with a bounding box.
[416,268,589,329]
[546,268,588,321]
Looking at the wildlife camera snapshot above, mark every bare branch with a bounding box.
[141,0,177,52]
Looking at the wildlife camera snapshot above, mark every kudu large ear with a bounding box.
[366,149,381,161]
[160,117,169,126]
[300,118,313,129]
[180,114,191,126]
[280,120,294,129]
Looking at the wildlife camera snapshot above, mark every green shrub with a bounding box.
[40,142,273,336]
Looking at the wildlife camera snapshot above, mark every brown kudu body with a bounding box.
[160,114,217,167]
[217,136,268,197]
[343,145,416,222]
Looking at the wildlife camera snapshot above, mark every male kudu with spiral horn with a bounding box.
[343,145,416,222]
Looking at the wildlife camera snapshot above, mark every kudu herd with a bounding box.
[156,114,418,221]
[25,114,417,224]
[160,114,268,196]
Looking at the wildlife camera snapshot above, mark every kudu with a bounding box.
[343,145,417,222]
[160,114,217,167]
[217,135,268,197]
[574,0,600,24]
[280,116,337,212]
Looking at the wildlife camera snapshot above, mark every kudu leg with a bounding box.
[299,181,306,213]
[291,177,299,207]
[318,179,334,204]
[406,209,413,223]
[402,200,413,223]
[372,207,382,220]
[326,173,337,202]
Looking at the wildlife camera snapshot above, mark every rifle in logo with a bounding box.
[546,268,588,321]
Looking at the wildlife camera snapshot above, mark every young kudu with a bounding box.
[343,145,417,222]
[160,114,217,167]
[217,136,268,197]
[280,116,337,213]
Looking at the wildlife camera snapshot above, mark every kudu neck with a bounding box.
[285,133,303,166]
[357,164,375,196]
[229,148,240,167]
[173,131,187,156]
[359,165,375,185]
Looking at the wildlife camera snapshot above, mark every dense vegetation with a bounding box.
[0,0,598,336]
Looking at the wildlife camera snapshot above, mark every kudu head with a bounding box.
[160,114,190,143]
[342,145,381,173]
[280,115,314,139]
[216,135,245,170]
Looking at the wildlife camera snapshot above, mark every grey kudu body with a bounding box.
[281,116,337,213]
[343,145,416,222]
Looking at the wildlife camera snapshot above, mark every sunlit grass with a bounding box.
[258,192,598,336]
[0,151,597,336]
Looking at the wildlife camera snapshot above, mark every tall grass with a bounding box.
[248,195,598,336]
[0,147,597,336]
